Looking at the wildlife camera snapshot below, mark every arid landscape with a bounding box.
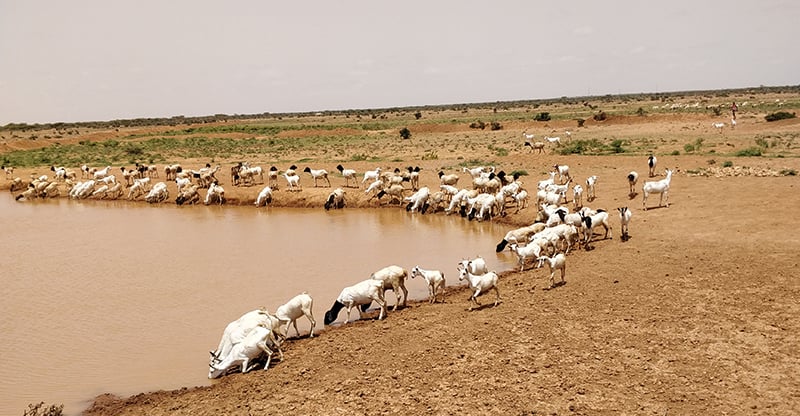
[4,88,800,415]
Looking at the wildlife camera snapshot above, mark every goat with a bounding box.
[407,166,421,191]
[627,171,639,196]
[513,189,529,213]
[369,265,408,311]
[254,186,273,207]
[375,184,406,205]
[336,164,358,188]
[175,184,201,205]
[209,308,282,366]
[545,136,561,146]
[642,168,673,210]
[458,268,501,311]
[410,266,446,304]
[618,206,632,241]
[496,223,546,252]
[462,166,487,179]
[275,293,316,339]
[362,167,382,185]
[572,184,584,209]
[508,242,542,272]
[712,122,726,131]
[553,164,571,184]
[303,167,331,187]
[324,188,346,210]
[466,193,496,222]
[92,166,112,180]
[585,175,598,202]
[268,166,280,189]
[457,256,488,276]
[364,179,384,199]
[525,141,546,154]
[324,279,387,325]
[127,179,147,200]
[144,182,169,204]
[537,171,557,190]
[208,324,283,379]
[284,172,301,192]
[438,171,459,186]
[535,253,566,289]
[2,165,14,179]
[164,164,182,181]
[647,155,658,177]
[204,182,225,205]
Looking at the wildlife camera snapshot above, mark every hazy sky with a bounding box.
[1,0,797,124]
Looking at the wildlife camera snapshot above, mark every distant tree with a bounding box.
[399,127,412,140]
[534,112,551,122]
[414,111,422,120]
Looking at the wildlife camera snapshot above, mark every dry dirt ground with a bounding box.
[4,108,800,415]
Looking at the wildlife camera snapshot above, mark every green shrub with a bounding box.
[533,112,551,122]
[765,111,796,122]
[779,168,797,176]
[469,121,486,129]
[399,127,411,140]
[636,107,646,116]
[736,147,762,157]
[489,121,502,131]
[610,139,626,153]
[684,143,695,153]
[593,111,607,121]
[722,160,733,167]
[670,150,680,156]
[755,137,770,148]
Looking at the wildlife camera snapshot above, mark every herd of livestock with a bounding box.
[4,155,675,379]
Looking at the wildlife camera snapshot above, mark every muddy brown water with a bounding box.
[0,196,517,415]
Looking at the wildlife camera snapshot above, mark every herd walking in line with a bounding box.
[6,153,675,379]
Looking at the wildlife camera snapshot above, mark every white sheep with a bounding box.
[208,324,283,379]
[404,186,430,213]
[407,166,421,191]
[275,293,316,339]
[370,265,408,311]
[647,155,658,177]
[324,187,345,210]
[376,184,406,205]
[336,164,358,188]
[364,178,384,199]
[323,278,387,325]
[586,175,598,202]
[284,173,301,191]
[627,171,639,195]
[572,184,584,209]
[268,166,280,189]
[642,168,673,210]
[618,206,632,241]
[362,167,382,185]
[545,136,562,146]
[303,167,331,187]
[410,266,446,304]
[254,186,273,207]
[176,184,201,205]
[144,182,169,204]
[204,182,225,205]
[535,253,566,289]
[458,268,501,311]
[438,171,459,186]
[580,209,612,246]
[553,164,571,184]
[513,189,529,213]
[538,172,557,190]
[457,256,488,276]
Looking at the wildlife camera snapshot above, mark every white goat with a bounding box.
[572,184,584,209]
[458,268,501,310]
[362,167,382,185]
[404,186,430,213]
[144,182,169,204]
[336,164,358,188]
[208,324,283,379]
[303,167,331,187]
[553,164,571,184]
[535,253,566,289]
[495,223,546,252]
[508,242,542,272]
[618,206,632,241]
[209,308,282,366]
[254,186,273,207]
[364,178,384,199]
[284,173,301,191]
[586,175,598,202]
[204,182,225,205]
[410,266,446,304]
[513,189,529,213]
[642,168,673,210]
[323,279,387,325]
[580,209,611,246]
[275,293,316,339]
[438,171,459,186]
[457,256,488,276]
[545,136,561,146]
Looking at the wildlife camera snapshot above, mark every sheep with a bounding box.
[303,167,331,187]
[580,209,611,247]
[465,192,496,222]
[647,155,658,177]
[546,179,571,204]
[495,223,546,252]
[627,171,639,196]
[410,266,446,304]
[324,188,346,210]
[254,186,273,207]
[176,184,201,205]
[369,265,408,311]
[364,179,384,199]
[508,242,542,272]
[274,293,316,339]
[144,182,169,204]
[545,136,562,146]
[585,175,598,202]
[618,206,632,241]
[513,189,529,213]
[92,166,112,180]
[522,132,535,141]
[375,184,406,205]
[207,324,283,379]
[438,171,459,186]
[407,166,422,191]
[91,184,110,199]
[553,164,571,184]
[50,166,67,182]
[285,164,298,177]
[336,164,358,188]
[404,186,430,213]
[41,182,60,198]
[458,268,501,311]
[642,168,673,210]
[127,180,147,200]
[712,122,726,130]
[209,308,282,366]
[9,177,25,192]
[164,164,182,181]
[462,166,487,179]
[268,166,280,189]
[204,182,225,205]
[284,172,301,192]
[572,184,584,209]
[2,165,14,179]
[535,253,566,289]
[537,172,557,190]
[457,256,488,276]
[98,174,117,186]
[323,278,387,325]
[525,141,546,154]
[362,167,382,185]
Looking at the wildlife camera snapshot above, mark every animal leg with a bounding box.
[493,286,501,307]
